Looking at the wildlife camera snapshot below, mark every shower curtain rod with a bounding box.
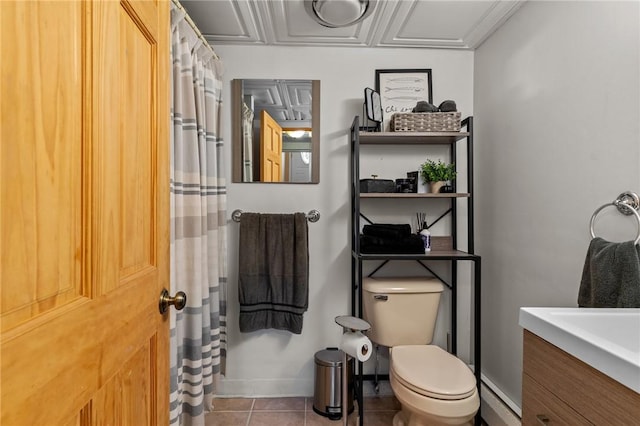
[171,0,219,60]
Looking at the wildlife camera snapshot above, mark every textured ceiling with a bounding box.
[242,79,313,128]
[181,0,525,50]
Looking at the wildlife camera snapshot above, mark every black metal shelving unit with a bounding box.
[349,116,482,426]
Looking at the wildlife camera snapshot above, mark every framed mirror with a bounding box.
[232,79,320,183]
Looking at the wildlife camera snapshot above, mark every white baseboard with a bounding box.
[216,378,314,398]
[480,375,521,426]
[215,378,396,399]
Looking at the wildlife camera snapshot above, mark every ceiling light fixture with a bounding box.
[304,0,377,28]
[285,130,307,138]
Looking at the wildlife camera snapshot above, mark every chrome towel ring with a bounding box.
[590,191,640,245]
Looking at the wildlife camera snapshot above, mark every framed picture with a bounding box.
[375,69,432,132]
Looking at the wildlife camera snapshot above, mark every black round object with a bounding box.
[438,100,457,112]
[412,101,438,113]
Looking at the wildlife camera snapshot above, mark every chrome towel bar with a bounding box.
[232,209,320,223]
[590,191,640,245]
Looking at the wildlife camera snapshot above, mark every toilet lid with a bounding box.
[391,345,476,400]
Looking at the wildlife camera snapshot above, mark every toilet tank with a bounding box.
[362,277,444,347]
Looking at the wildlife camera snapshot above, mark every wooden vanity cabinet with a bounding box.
[522,330,640,425]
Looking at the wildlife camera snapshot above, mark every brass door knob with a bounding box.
[536,415,550,425]
[159,288,187,314]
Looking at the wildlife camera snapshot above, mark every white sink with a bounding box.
[519,307,640,393]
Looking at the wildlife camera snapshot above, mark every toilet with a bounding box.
[363,277,479,426]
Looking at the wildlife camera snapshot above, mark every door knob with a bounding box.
[536,414,550,425]
[159,288,187,314]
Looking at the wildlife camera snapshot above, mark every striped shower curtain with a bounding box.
[169,4,227,425]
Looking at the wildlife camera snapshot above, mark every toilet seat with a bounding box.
[391,345,476,400]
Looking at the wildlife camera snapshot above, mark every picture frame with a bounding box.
[375,69,432,132]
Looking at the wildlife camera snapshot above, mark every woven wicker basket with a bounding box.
[392,112,461,132]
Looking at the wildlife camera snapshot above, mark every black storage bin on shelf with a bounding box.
[312,348,354,420]
[359,178,395,193]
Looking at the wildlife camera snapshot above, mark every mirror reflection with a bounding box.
[232,79,320,183]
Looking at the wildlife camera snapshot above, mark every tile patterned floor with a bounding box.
[206,396,401,426]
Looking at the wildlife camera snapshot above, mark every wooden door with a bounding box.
[260,110,283,182]
[1,1,170,425]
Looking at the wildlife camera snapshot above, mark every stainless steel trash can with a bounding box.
[312,348,354,420]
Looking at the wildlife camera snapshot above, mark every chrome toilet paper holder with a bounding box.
[335,315,371,333]
[335,315,371,426]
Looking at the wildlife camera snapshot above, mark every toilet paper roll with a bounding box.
[340,331,372,362]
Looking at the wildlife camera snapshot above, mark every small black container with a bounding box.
[359,178,395,193]
[407,171,420,192]
[395,178,416,193]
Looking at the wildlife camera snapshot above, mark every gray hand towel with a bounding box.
[238,212,309,334]
[578,237,640,308]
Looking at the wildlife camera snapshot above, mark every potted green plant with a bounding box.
[420,159,456,193]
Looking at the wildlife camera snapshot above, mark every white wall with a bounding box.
[215,44,474,396]
[474,0,639,412]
